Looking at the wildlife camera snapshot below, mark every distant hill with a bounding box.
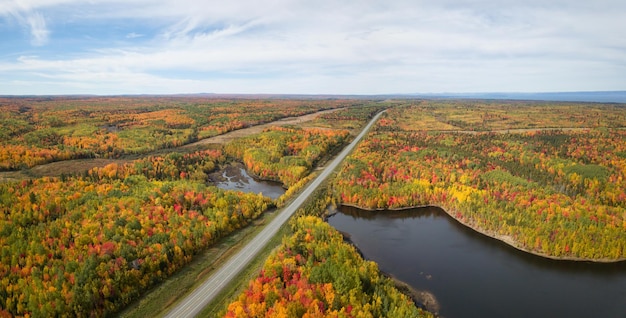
[2,91,625,103]
[411,91,626,103]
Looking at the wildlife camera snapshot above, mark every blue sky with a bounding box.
[1,0,625,95]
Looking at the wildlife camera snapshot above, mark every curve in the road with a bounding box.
[163,111,385,318]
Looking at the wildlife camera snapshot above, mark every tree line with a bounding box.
[333,106,626,260]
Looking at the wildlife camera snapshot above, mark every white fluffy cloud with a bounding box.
[1,0,625,94]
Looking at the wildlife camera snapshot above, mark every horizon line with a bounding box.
[0,90,626,104]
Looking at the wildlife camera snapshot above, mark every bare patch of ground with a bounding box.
[181,108,342,148]
[30,159,126,177]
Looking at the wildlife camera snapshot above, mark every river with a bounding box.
[327,206,626,318]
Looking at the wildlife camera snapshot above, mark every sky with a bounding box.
[1,0,625,95]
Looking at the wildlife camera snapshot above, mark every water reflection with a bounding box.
[210,163,285,199]
[328,205,626,318]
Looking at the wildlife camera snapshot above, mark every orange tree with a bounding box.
[224,216,432,318]
[0,96,358,170]
[225,126,349,187]
[333,105,626,260]
[0,150,273,317]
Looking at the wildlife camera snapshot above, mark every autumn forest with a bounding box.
[0,96,625,317]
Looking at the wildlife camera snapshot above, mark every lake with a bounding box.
[327,206,626,318]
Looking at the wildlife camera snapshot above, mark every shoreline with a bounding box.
[334,228,441,315]
[383,272,440,315]
[336,203,626,263]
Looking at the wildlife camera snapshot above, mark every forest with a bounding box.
[221,105,433,317]
[333,101,626,260]
[0,98,392,317]
[0,149,274,317]
[225,126,349,187]
[3,97,625,317]
[224,215,432,318]
[0,96,357,171]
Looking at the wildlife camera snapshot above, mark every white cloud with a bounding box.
[1,0,625,94]
[2,5,51,46]
[125,32,144,39]
[25,12,49,45]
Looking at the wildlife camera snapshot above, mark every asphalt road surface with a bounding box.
[163,110,384,318]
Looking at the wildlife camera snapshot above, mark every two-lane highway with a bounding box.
[164,111,384,318]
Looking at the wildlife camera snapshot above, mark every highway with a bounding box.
[163,110,384,318]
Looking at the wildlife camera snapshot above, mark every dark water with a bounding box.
[327,206,626,318]
[212,166,285,199]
